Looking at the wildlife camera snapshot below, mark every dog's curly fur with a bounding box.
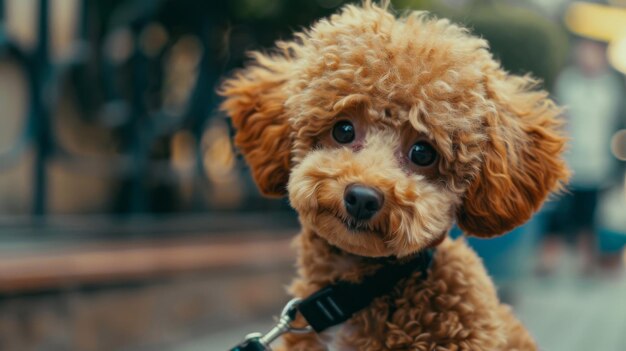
[220,2,568,350]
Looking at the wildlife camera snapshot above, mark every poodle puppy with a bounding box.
[220,2,568,350]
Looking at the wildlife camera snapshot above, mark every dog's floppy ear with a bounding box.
[457,72,569,237]
[219,53,292,197]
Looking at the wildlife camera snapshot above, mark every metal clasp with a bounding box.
[258,298,313,347]
[230,298,313,351]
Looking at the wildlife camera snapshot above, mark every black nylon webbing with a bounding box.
[297,249,434,333]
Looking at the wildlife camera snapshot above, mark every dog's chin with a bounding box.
[302,211,447,258]
[305,212,393,257]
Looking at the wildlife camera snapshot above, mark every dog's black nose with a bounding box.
[344,184,384,221]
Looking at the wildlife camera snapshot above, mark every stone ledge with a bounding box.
[0,266,295,351]
[0,231,296,294]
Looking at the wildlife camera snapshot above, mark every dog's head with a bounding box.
[220,2,568,257]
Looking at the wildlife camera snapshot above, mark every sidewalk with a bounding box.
[516,253,626,351]
[174,250,626,351]
[175,322,275,351]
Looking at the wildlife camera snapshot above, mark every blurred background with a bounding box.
[0,0,624,350]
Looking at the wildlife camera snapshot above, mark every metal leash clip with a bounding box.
[229,298,313,351]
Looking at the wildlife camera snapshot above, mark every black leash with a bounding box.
[229,249,434,351]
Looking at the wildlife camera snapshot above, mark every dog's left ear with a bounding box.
[219,53,293,197]
[457,72,569,237]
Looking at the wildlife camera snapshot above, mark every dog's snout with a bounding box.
[344,184,384,221]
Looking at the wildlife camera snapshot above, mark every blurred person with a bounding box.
[596,174,626,272]
[540,39,625,275]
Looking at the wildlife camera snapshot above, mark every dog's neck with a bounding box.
[296,228,414,288]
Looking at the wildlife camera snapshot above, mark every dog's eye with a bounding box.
[409,142,437,167]
[332,120,355,144]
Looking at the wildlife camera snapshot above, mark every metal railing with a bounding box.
[0,0,222,215]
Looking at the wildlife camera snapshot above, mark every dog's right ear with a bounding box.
[456,73,569,237]
[219,53,292,197]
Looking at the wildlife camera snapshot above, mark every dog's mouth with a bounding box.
[340,217,370,232]
[313,207,446,258]
[319,208,386,236]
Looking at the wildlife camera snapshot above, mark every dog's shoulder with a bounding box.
[370,237,510,349]
[430,236,497,289]
[423,236,501,307]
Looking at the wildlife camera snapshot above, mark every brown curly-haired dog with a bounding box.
[220,2,568,350]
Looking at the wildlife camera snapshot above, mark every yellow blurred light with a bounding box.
[608,36,626,74]
[163,35,203,115]
[611,129,626,161]
[171,130,196,172]
[170,35,203,71]
[202,126,236,184]
[140,23,169,57]
[565,2,626,42]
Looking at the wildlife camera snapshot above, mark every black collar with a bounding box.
[296,248,435,333]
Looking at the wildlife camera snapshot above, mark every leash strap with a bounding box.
[229,249,434,351]
[297,249,433,333]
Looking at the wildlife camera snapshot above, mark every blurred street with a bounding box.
[176,249,626,351]
[517,266,626,351]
